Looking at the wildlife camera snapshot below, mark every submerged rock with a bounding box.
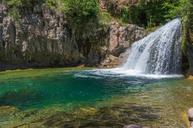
[188,108,193,121]
[0,89,43,106]
[2,103,160,128]
[123,124,142,128]
[0,106,19,124]
[188,108,193,128]
[0,106,18,115]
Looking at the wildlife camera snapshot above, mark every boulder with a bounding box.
[109,22,145,54]
[188,108,193,121]
[101,22,146,67]
[124,124,143,128]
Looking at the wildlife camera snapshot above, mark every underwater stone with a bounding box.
[188,108,193,121]
[123,124,142,128]
[188,108,193,128]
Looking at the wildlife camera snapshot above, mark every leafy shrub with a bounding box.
[64,0,99,23]
[163,0,193,52]
[3,0,99,25]
[105,0,180,27]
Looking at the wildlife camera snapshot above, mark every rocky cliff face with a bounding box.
[184,9,193,75]
[186,28,193,75]
[0,3,146,70]
[101,22,146,67]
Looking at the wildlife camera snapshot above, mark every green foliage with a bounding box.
[137,0,180,27]
[45,0,58,8]
[3,0,22,21]
[120,6,130,22]
[99,11,113,24]
[106,0,180,28]
[104,0,192,53]
[5,0,37,8]
[118,5,142,26]
[5,0,22,7]
[64,0,99,23]
[164,0,193,53]
[62,0,99,40]
[8,7,21,22]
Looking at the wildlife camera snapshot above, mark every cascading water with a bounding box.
[122,18,182,75]
[76,19,183,79]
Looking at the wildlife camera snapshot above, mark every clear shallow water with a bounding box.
[0,68,181,109]
[0,70,152,110]
[0,68,193,128]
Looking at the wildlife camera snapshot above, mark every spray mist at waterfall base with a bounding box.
[76,68,183,79]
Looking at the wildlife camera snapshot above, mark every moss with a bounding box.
[181,16,188,54]
[99,11,113,24]
[181,111,190,128]
[146,26,159,32]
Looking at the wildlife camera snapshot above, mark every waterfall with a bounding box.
[76,19,183,79]
[121,19,182,75]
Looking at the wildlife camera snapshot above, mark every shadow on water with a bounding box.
[0,89,43,107]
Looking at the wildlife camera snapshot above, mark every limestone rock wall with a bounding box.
[101,22,146,67]
[186,29,193,75]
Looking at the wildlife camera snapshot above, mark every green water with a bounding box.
[0,68,193,128]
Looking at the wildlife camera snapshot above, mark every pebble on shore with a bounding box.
[188,108,193,128]
[123,124,143,128]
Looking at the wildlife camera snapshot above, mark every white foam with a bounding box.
[81,68,184,79]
